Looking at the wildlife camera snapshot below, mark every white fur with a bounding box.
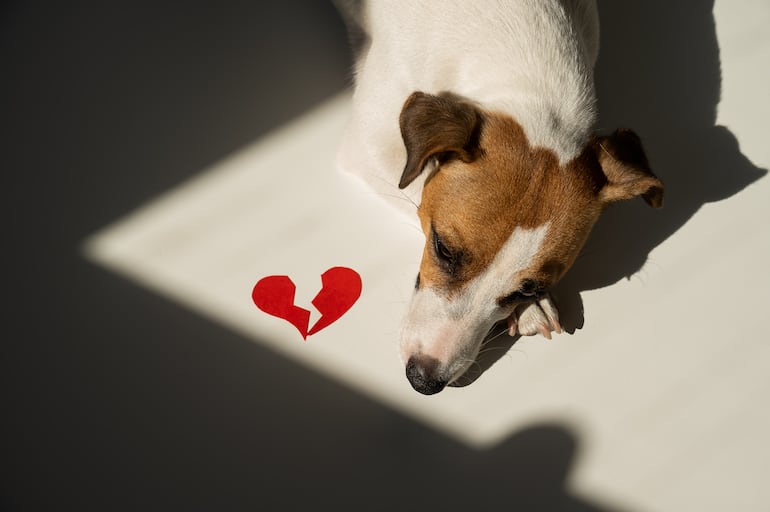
[337,1,599,384]
[400,224,550,382]
[337,0,600,217]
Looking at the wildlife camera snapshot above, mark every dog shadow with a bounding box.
[455,0,767,386]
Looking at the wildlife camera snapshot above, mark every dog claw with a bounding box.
[507,315,518,336]
[537,295,562,334]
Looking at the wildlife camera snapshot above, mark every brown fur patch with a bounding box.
[415,111,605,295]
[399,92,482,189]
[400,92,663,299]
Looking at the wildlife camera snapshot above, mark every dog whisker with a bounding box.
[339,1,661,394]
[482,324,511,345]
[360,171,420,210]
[477,346,526,361]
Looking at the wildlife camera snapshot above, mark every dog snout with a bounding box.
[405,355,447,395]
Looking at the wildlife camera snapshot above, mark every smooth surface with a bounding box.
[83,1,770,510]
[5,1,770,511]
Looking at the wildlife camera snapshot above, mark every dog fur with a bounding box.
[336,0,664,394]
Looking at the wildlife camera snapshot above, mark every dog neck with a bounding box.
[366,0,601,163]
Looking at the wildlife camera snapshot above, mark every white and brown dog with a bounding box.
[336,0,664,394]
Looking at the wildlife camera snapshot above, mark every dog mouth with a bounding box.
[405,321,517,394]
[401,297,528,393]
[447,321,517,388]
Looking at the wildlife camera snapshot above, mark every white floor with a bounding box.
[84,3,770,511]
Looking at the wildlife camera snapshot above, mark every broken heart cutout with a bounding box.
[251,267,362,339]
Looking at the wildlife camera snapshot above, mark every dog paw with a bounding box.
[506,294,562,340]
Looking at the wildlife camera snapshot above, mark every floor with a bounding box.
[3,1,770,511]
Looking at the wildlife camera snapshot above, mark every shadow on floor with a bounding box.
[462,0,766,381]
[1,1,629,510]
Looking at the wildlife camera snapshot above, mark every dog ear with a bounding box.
[594,129,664,207]
[398,92,482,189]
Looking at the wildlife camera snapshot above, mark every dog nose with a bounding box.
[405,355,447,395]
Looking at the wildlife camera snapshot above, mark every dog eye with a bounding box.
[434,235,453,262]
[431,225,455,264]
[431,225,467,276]
[496,279,543,309]
[518,279,538,297]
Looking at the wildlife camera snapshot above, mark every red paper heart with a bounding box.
[251,276,312,338]
[252,267,362,339]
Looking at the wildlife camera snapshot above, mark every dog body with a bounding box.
[337,1,664,394]
[338,0,601,209]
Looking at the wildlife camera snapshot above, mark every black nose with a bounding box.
[406,356,447,395]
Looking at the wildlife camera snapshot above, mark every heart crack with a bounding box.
[251,267,362,339]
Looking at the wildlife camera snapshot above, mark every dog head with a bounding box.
[398,92,663,394]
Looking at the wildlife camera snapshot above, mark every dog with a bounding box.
[335,0,664,394]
